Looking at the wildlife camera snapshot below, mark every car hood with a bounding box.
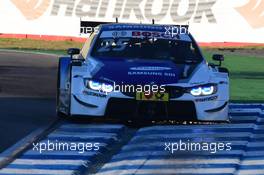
[91,58,185,85]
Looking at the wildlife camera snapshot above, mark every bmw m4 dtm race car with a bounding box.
[57,23,229,122]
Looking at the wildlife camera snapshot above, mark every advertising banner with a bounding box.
[0,0,263,43]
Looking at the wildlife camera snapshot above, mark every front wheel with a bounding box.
[56,57,71,118]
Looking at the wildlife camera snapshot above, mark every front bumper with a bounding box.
[70,91,229,121]
[105,98,197,121]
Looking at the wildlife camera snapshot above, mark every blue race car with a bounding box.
[57,23,229,121]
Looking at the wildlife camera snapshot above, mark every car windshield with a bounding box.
[91,30,203,64]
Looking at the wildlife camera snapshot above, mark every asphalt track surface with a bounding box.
[0,51,58,153]
[0,51,264,175]
[0,105,263,175]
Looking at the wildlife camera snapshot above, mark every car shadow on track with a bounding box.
[0,97,56,153]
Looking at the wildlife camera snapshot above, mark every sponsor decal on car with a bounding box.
[83,90,107,98]
[100,30,191,41]
[136,92,169,102]
[130,66,171,71]
[128,71,176,77]
[195,95,218,102]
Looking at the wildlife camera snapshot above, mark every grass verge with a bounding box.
[0,38,82,52]
[203,50,264,102]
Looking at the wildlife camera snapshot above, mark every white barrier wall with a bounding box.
[0,0,263,43]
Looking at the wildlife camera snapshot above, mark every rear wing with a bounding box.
[80,21,110,34]
[80,19,189,35]
[80,18,119,34]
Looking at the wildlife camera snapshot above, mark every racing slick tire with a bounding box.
[56,57,71,119]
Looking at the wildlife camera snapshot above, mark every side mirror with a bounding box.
[67,48,80,59]
[212,54,224,66]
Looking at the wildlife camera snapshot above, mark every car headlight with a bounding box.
[102,83,114,93]
[190,87,202,96]
[189,84,217,96]
[88,80,102,91]
[87,80,114,93]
